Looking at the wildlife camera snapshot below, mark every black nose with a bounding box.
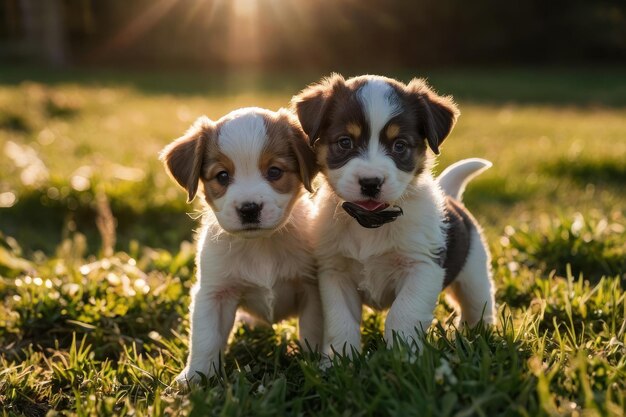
[359,177,383,198]
[237,202,262,224]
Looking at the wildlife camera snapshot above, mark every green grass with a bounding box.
[0,66,625,416]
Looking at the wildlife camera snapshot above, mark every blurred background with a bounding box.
[2,0,626,69]
[0,0,625,271]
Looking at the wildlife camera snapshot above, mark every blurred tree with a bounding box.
[17,0,67,66]
[0,0,624,69]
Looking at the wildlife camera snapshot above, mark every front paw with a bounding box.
[321,341,360,365]
[319,350,333,370]
[385,328,425,353]
[172,367,207,390]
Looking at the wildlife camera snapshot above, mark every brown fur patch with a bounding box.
[262,114,301,195]
[315,144,329,173]
[261,110,319,194]
[386,124,400,140]
[346,123,362,138]
[160,116,214,202]
[260,154,299,194]
[405,78,460,155]
[202,150,235,205]
[291,73,348,146]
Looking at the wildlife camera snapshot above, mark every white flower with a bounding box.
[434,358,458,385]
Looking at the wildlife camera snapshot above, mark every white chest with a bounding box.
[316,194,446,310]
[342,229,386,261]
[199,231,315,289]
[344,250,418,309]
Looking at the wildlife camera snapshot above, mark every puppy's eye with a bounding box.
[215,171,230,186]
[267,166,283,181]
[338,136,353,150]
[392,139,408,154]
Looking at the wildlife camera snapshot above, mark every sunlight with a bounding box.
[225,0,261,66]
[233,0,258,19]
[94,0,307,68]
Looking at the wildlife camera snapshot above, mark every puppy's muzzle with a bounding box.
[237,202,262,224]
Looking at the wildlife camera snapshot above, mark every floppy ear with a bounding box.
[160,116,214,202]
[280,110,319,192]
[291,73,346,146]
[406,78,460,155]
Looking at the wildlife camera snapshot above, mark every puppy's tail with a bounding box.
[437,158,492,201]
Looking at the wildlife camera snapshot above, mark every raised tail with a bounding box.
[437,158,492,201]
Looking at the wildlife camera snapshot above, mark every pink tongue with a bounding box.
[353,200,388,212]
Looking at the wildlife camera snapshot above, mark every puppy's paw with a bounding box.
[459,315,496,329]
[319,353,333,370]
[172,368,206,391]
[319,343,361,370]
[385,329,425,355]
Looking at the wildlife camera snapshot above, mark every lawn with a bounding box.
[0,66,625,416]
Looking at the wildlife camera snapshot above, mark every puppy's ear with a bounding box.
[291,73,346,146]
[281,110,319,192]
[160,116,214,202]
[406,78,460,155]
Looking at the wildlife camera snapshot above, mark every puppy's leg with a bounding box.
[446,229,496,326]
[320,271,362,359]
[297,282,324,352]
[385,261,444,350]
[175,284,238,386]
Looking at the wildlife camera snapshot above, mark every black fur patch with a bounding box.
[323,93,370,169]
[318,81,429,173]
[342,202,404,228]
[378,114,426,172]
[439,197,473,287]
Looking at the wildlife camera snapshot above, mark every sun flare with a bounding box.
[233,0,258,18]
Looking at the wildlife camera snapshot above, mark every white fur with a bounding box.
[205,109,294,233]
[315,173,449,355]
[357,79,401,160]
[438,158,492,201]
[313,81,496,357]
[171,109,322,385]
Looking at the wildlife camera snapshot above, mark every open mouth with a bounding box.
[351,200,389,212]
[342,200,403,229]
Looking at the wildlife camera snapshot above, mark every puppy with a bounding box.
[161,107,323,384]
[291,74,495,357]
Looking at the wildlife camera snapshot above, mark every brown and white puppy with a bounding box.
[292,74,495,357]
[161,107,322,384]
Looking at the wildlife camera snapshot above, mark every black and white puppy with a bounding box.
[161,107,323,384]
[292,74,495,357]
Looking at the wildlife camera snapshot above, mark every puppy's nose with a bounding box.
[359,177,383,198]
[237,202,262,223]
